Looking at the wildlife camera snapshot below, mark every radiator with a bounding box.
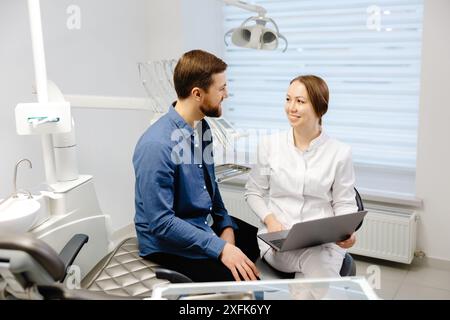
[349,204,418,264]
[219,186,418,264]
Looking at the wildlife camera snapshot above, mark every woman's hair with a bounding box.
[290,75,329,125]
[174,50,228,99]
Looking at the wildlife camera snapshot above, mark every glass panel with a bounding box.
[150,277,379,300]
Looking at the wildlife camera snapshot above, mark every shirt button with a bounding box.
[209,207,212,211]
[195,144,199,148]
[199,164,203,168]
[204,221,208,224]
[203,186,207,190]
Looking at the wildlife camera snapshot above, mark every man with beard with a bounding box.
[133,50,260,282]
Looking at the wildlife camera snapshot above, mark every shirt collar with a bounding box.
[288,127,328,151]
[167,102,194,140]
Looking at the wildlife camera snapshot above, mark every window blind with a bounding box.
[223,0,423,172]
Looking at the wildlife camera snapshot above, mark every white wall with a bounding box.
[0,0,150,234]
[0,0,45,195]
[145,0,183,60]
[415,0,450,262]
[180,0,225,58]
[144,0,225,60]
[0,0,224,233]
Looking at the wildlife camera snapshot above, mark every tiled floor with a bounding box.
[354,256,450,300]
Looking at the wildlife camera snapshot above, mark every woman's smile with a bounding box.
[288,114,301,121]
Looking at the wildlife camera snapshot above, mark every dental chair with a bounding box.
[0,189,364,299]
[255,188,365,279]
[0,233,191,300]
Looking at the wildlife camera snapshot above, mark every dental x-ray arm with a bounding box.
[223,0,267,17]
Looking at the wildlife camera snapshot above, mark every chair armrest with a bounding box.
[58,234,89,281]
[153,266,193,283]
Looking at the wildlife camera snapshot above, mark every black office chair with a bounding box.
[256,187,364,279]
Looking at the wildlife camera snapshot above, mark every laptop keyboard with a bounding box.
[270,238,286,249]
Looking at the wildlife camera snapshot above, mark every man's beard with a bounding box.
[200,103,222,118]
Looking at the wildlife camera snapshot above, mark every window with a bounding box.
[223,0,424,196]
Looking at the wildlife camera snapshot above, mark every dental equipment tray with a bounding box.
[214,164,251,183]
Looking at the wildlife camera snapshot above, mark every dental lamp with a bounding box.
[223,0,288,52]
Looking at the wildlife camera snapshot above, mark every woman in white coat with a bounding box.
[245,75,358,285]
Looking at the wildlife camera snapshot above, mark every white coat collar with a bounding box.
[288,127,328,151]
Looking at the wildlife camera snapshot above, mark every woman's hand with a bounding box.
[336,232,356,249]
[264,214,284,233]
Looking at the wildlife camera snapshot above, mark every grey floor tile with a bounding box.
[403,266,450,291]
[373,279,403,300]
[379,265,409,281]
[354,264,403,299]
[355,260,408,283]
[395,282,450,300]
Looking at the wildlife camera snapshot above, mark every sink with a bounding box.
[0,194,42,233]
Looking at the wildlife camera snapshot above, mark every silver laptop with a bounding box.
[258,210,367,252]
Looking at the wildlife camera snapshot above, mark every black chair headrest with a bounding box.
[0,232,65,281]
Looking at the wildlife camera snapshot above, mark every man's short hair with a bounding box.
[174,50,227,99]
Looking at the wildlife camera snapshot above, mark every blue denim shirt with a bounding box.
[133,105,237,259]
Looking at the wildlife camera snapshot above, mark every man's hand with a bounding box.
[220,227,235,245]
[219,243,260,281]
[336,232,356,249]
[264,214,284,233]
